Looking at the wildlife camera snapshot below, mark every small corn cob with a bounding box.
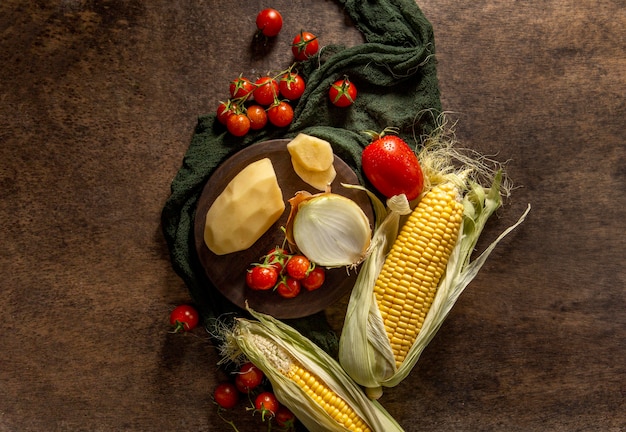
[374,181,464,368]
[250,333,372,432]
[229,310,405,432]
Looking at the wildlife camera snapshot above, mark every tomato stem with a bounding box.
[217,408,241,432]
[330,76,355,104]
[363,126,400,142]
[169,320,186,333]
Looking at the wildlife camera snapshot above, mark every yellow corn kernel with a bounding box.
[373,182,464,368]
[286,361,372,432]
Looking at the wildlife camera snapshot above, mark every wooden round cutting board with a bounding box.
[194,139,374,319]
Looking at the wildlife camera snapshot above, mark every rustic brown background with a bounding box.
[1,1,624,431]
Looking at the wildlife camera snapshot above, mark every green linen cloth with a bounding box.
[161,0,442,354]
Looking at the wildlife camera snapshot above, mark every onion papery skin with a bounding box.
[292,194,371,268]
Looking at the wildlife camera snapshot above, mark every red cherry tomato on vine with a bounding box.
[246,104,267,130]
[253,76,279,106]
[229,76,254,99]
[217,102,234,125]
[234,362,264,393]
[292,31,319,61]
[275,405,296,428]
[286,255,311,280]
[302,266,325,291]
[329,77,357,107]
[246,266,278,290]
[169,304,199,332]
[276,277,301,298]
[267,101,294,127]
[214,382,239,409]
[226,113,251,137]
[265,247,289,273]
[255,392,279,418]
[256,8,283,37]
[279,72,306,100]
[361,132,424,200]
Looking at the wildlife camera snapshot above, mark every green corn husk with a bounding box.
[339,169,531,399]
[223,308,405,432]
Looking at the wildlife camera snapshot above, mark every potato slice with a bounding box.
[292,158,337,191]
[287,133,334,172]
[204,158,285,255]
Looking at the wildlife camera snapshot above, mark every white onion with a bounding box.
[292,193,371,268]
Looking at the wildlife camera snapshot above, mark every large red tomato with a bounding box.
[361,132,424,200]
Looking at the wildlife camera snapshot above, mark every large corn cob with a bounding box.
[339,171,529,399]
[229,309,405,432]
[374,181,464,368]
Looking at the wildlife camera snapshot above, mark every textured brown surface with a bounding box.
[1,1,624,431]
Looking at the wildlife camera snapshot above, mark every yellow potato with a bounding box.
[292,158,337,191]
[287,133,334,172]
[204,158,285,255]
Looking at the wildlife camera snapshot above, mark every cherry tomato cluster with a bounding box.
[168,304,200,333]
[246,247,326,299]
[217,8,323,137]
[214,362,297,431]
[217,68,307,137]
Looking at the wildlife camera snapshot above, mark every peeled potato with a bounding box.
[204,158,285,255]
[292,158,337,191]
[287,134,334,172]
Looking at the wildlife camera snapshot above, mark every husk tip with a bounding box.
[365,386,383,400]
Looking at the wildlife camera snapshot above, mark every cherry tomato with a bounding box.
[255,391,279,418]
[285,255,311,280]
[217,101,234,125]
[361,132,424,200]
[275,405,296,428]
[276,277,301,299]
[169,304,199,332]
[267,101,294,127]
[265,247,289,273]
[329,77,357,107]
[214,382,239,409]
[229,76,254,99]
[292,31,319,61]
[246,104,267,130]
[253,76,279,106]
[246,265,279,291]
[279,72,306,100]
[226,113,251,137]
[302,266,325,291]
[256,8,283,37]
[234,362,264,393]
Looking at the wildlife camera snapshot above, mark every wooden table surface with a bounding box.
[1,1,624,431]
